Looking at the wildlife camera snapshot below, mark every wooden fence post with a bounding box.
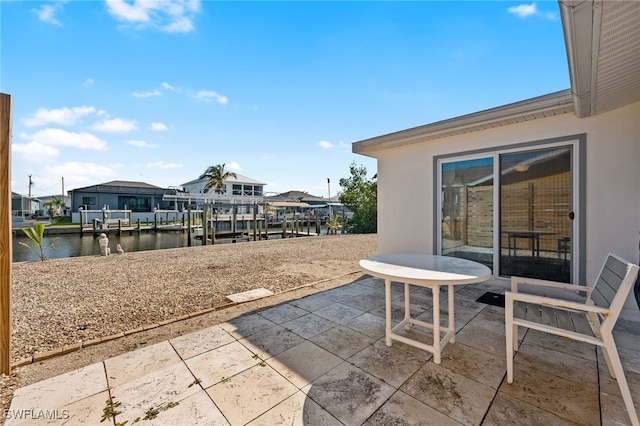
[1,93,13,374]
[202,207,208,246]
[252,205,257,241]
[187,205,192,247]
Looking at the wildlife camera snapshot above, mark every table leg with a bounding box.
[433,285,441,364]
[507,234,511,257]
[404,282,411,330]
[385,279,392,346]
[448,284,455,343]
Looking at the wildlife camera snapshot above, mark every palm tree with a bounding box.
[44,196,64,217]
[19,223,56,261]
[199,164,237,194]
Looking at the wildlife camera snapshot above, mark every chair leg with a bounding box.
[506,300,515,384]
[602,334,639,426]
[601,345,616,380]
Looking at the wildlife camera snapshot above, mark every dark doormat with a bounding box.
[476,291,505,308]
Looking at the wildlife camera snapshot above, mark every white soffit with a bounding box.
[593,1,640,115]
[562,0,640,117]
[353,90,574,156]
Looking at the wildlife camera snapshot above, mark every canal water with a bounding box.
[11,228,334,262]
[12,232,214,263]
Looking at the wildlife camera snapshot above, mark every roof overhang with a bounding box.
[560,0,640,117]
[264,201,311,208]
[353,90,573,156]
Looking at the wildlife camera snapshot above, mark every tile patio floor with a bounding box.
[6,276,640,425]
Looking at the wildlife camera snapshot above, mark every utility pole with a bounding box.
[327,178,331,219]
[28,174,34,216]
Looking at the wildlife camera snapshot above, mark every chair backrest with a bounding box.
[588,254,639,324]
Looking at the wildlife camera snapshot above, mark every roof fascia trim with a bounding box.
[353,89,573,155]
[560,0,595,117]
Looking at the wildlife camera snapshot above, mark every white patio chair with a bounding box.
[505,253,639,426]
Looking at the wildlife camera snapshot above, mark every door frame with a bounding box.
[434,134,586,284]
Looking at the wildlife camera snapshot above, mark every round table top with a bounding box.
[359,253,492,286]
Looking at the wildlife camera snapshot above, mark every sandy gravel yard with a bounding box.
[0,234,378,418]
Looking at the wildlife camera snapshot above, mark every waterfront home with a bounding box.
[353,1,640,312]
[10,192,40,218]
[70,180,176,212]
[264,190,345,219]
[181,172,266,215]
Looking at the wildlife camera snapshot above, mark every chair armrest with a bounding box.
[505,291,610,315]
[510,276,593,294]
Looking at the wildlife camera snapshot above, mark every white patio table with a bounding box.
[359,253,492,364]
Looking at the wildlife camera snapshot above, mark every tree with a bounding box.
[338,162,377,234]
[19,223,56,261]
[199,164,237,194]
[44,196,64,217]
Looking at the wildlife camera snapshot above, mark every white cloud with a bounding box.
[150,122,168,131]
[132,89,161,98]
[163,16,193,33]
[227,161,242,171]
[508,3,537,18]
[92,118,138,133]
[318,141,333,149]
[105,0,150,23]
[145,161,183,169]
[21,128,109,150]
[33,4,62,25]
[46,162,116,183]
[85,78,95,86]
[12,141,60,162]
[196,90,228,105]
[105,0,201,33]
[152,82,228,105]
[22,106,96,127]
[127,140,156,148]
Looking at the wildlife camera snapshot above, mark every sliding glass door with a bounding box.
[499,147,572,282]
[441,157,495,269]
[438,141,577,283]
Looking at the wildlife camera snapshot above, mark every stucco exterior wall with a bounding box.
[372,101,640,302]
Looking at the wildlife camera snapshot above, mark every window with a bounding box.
[82,197,96,206]
[232,184,242,195]
[437,136,583,283]
[119,196,151,212]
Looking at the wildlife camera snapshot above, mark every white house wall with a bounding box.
[373,101,640,308]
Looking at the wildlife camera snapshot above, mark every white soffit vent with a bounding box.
[593,1,640,115]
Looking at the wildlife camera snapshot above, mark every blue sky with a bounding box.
[1,0,569,199]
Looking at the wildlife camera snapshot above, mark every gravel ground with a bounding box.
[1,234,377,418]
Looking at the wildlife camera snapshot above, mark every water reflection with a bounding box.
[12,232,197,263]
